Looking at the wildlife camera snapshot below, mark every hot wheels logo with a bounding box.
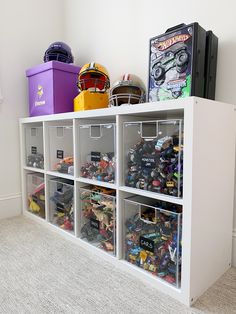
[154,34,191,51]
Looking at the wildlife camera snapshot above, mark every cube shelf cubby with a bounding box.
[124,195,182,287]
[20,97,235,306]
[79,122,116,184]
[49,177,74,233]
[80,185,116,256]
[26,172,45,219]
[48,125,74,175]
[25,123,44,170]
[123,119,183,197]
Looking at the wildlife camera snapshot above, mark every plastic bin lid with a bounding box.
[26,61,81,77]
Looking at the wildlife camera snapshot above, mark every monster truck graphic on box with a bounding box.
[148,22,209,102]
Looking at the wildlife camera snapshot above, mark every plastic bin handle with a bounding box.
[31,127,37,137]
[90,125,102,139]
[139,205,157,225]
[141,122,158,139]
[165,23,186,33]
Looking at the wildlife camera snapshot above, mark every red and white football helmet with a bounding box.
[109,74,146,106]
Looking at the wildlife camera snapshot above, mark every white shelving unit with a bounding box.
[19,97,236,306]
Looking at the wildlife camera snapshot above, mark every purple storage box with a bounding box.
[26,61,81,117]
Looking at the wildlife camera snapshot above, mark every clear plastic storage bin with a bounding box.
[124,195,182,287]
[48,125,74,175]
[49,178,74,233]
[80,185,116,255]
[26,173,45,218]
[79,123,116,183]
[25,126,44,169]
[123,119,183,197]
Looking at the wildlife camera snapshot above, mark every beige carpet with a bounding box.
[0,216,235,314]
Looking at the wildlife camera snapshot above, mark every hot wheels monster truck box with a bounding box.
[204,31,218,100]
[148,23,207,102]
[26,61,81,117]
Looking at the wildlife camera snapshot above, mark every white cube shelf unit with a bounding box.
[19,97,235,306]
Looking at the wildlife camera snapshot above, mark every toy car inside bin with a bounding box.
[27,173,45,219]
[49,178,74,233]
[48,125,74,175]
[79,123,116,183]
[124,195,182,287]
[26,61,81,117]
[123,119,183,197]
[25,125,44,169]
[80,185,116,255]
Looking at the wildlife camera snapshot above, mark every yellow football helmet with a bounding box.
[77,62,110,92]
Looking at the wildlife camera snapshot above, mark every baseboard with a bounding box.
[0,193,22,220]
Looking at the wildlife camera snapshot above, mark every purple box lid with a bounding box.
[26,61,81,77]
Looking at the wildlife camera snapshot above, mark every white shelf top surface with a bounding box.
[119,186,183,205]
[76,177,117,189]
[19,97,196,123]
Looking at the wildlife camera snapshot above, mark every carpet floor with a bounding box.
[0,216,235,314]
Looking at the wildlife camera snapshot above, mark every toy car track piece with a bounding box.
[34,182,45,194]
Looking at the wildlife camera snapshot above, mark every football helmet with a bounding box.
[77,62,110,92]
[44,41,74,63]
[109,74,146,106]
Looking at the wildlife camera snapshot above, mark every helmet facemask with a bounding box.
[110,85,144,106]
[109,74,146,106]
[77,63,110,93]
[78,72,110,92]
[44,42,74,64]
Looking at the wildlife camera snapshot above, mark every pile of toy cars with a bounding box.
[79,123,116,182]
[55,156,74,175]
[50,179,74,232]
[124,197,182,287]
[80,152,115,183]
[27,153,44,169]
[125,132,183,197]
[80,186,116,255]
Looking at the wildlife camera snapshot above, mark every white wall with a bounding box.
[64,0,236,105]
[64,0,236,264]
[0,0,65,219]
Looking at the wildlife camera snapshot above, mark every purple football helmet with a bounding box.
[44,41,74,63]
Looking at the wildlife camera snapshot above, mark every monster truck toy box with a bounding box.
[148,23,207,102]
[26,61,81,117]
